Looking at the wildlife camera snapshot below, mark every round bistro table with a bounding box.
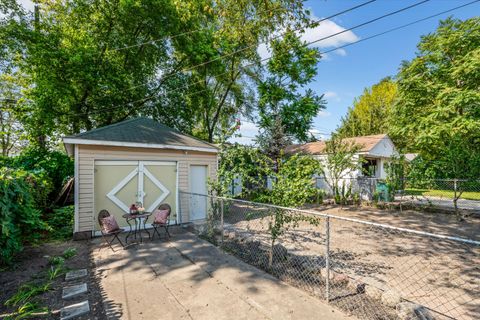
[122,212,151,243]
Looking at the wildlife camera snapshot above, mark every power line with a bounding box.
[109,0,377,94]
[63,0,442,118]
[158,0,380,80]
[89,0,428,110]
[56,2,378,117]
[108,6,292,52]
[160,0,476,108]
[321,0,480,56]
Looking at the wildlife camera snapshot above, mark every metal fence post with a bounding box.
[325,216,331,302]
[453,178,458,199]
[220,198,224,246]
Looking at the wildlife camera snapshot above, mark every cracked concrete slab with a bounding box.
[93,230,350,320]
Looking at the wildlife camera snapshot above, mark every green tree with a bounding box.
[256,30,325,165]
[0,74,26,156]
[266,154,322,268]
[337,77,397,138]
[323,134,362,203]
[173,1,308,142]
[13,0,190,147]
[0,2,28,154]
[255,116,291,172]
[213,143,273,197]
[269,154,322,207]
[4,0,308,147]
[390,17,480,178]
[384,155,408,198]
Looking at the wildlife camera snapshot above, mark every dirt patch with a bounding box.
[221,238,398,320]
[308,205,480,240]
[0,240,106,319]
[218,203,480,319]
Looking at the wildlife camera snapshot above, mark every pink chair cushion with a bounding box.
[101,215,120,233]
[153,209,170,224]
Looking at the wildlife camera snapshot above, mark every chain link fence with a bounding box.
[180,191,480,320]
[314,177,480,214]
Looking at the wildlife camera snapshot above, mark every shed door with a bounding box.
[189,165,207,221]
[94,161,177,229]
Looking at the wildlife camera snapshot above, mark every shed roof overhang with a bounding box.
[63,138,219,156]
[61,118,219,156]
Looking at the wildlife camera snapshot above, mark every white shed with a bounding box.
[63,118,218,238]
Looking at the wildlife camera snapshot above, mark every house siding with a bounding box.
[369,136,397,159]
[76,144,217,233]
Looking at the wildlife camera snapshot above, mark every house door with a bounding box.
[189,165,207,221]
[94,161,177,229]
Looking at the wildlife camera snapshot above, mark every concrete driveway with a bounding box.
[92,228,349,320]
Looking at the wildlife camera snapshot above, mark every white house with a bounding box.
[287,134,398,196]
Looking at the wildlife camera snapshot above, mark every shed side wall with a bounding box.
[76,145,217,233]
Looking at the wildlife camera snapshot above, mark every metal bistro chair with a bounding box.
[151,203,172,239]
[98,209,125,251]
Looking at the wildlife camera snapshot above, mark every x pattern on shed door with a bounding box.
[94,161,177,229]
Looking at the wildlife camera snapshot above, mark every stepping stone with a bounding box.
[62,283,88,299]
[61,300,90,320]
[65,269,87,281]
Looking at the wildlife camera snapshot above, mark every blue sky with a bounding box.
[16,0,480,143]
[235,0,480,144]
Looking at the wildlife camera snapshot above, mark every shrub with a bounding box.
[49,206,74,239]
[62,247,77,259]
[0,168,50,265]
[46,206,74,241]
[269,155,322,207]
[48,256,65,266]
[6,147,73,205]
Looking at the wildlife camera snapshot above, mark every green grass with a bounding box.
[5,283,52,307]
[405,188,480,201]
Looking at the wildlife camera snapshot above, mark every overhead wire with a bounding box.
[67,0,433,117]
[102,0,377,93]
[107,6,299,52]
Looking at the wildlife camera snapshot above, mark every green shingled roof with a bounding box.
[64,118,218,151]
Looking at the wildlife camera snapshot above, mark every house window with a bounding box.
[362,159,377,177]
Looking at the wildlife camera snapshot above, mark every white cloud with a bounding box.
[257,43,270,61]
[301,16,359,49]
[322,91,341,102]
[229,136,256,145]
[335,48,347,56]
[317,110,332,118]
[323,91,337,99]
[257,14,359,60]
